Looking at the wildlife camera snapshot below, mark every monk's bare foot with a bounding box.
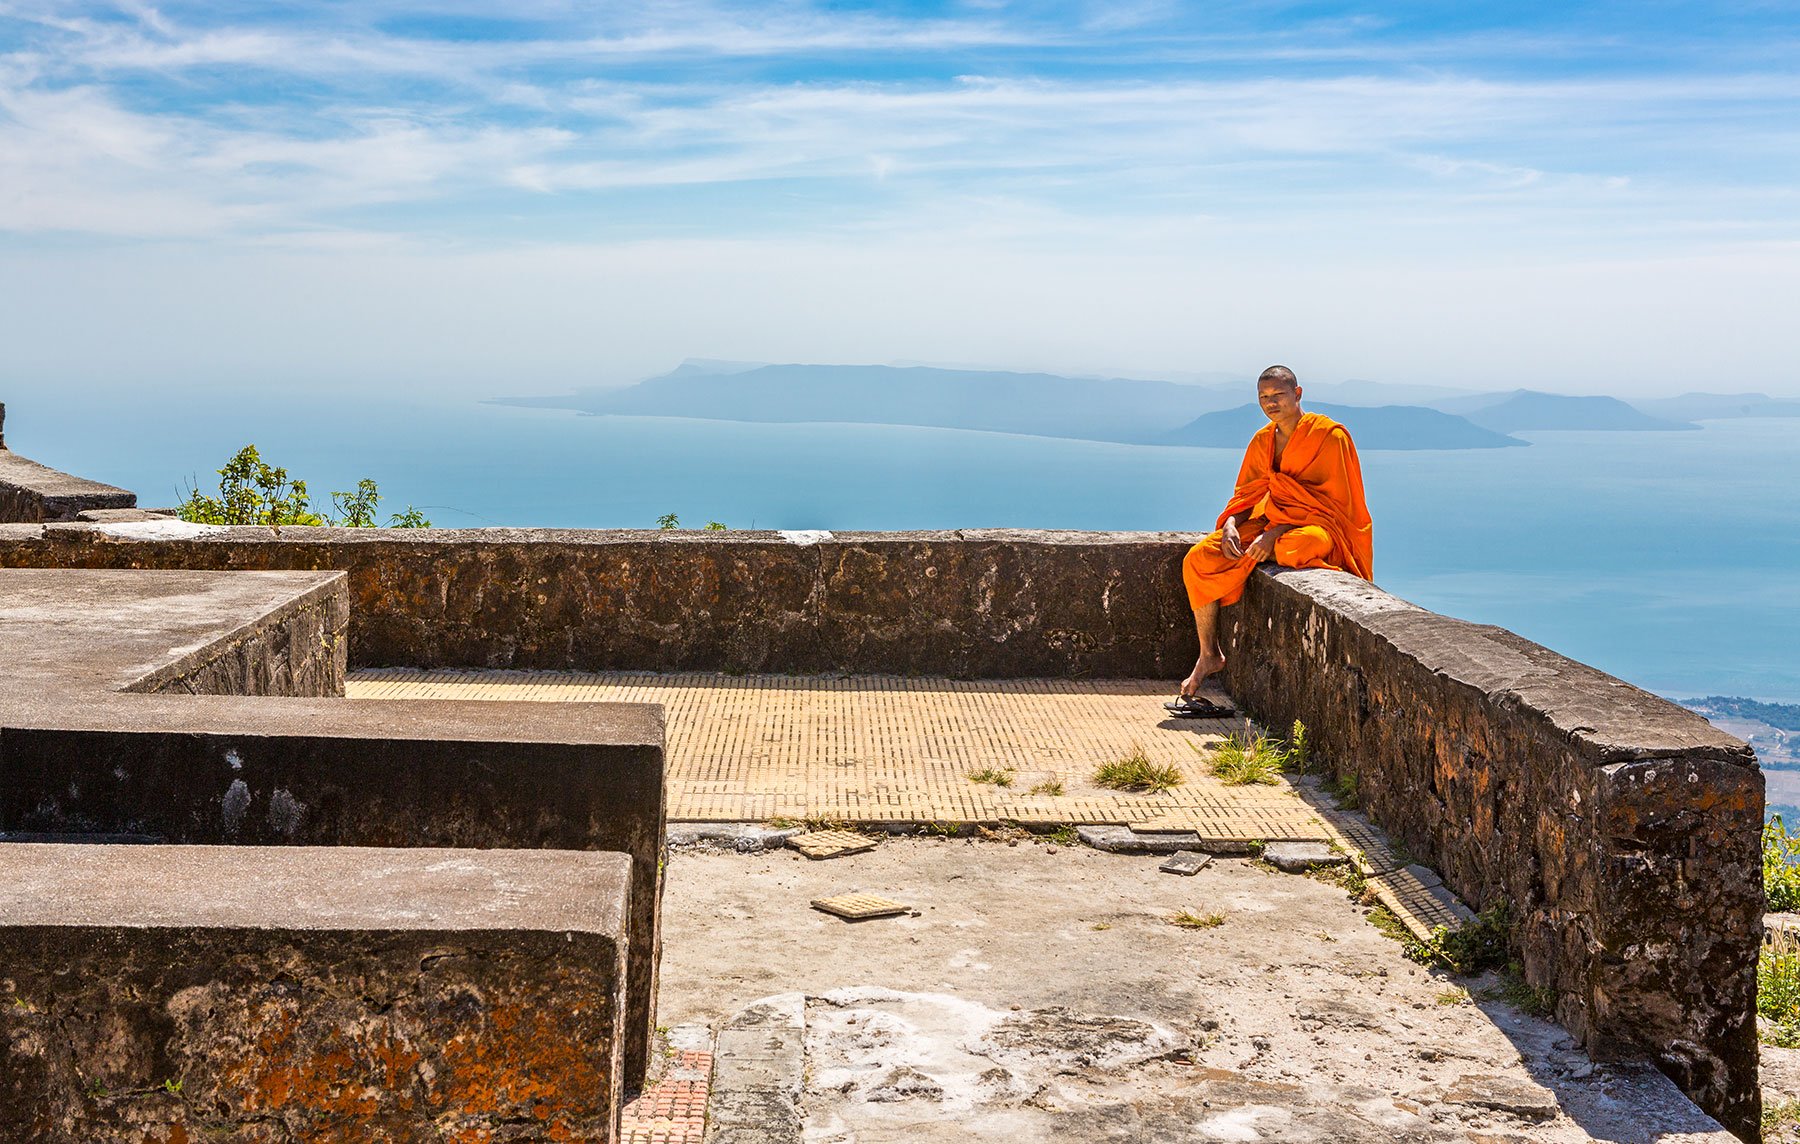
[1180,653,1227,696]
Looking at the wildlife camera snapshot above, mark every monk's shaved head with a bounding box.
[1258,365,1298,390]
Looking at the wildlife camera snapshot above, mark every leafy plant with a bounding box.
[705,520,728,530]
[1762,927,1800,1046]
[178,446,427,528]
[1093,747,1184,793]
[1285,720,1311,772]
[1766,816,1800,912]
[330,478,381,527]
[657,513,680,529]
[178,445,321,526]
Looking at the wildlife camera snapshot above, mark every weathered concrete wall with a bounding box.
[0,843,631,1143]
[1220,567,1763,1140]
[0,450,136,523]
[0,523,1195,676]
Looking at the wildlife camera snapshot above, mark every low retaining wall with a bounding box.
[1222,567,1762,1140]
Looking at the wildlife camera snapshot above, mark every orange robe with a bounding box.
[1182,411,1373,610]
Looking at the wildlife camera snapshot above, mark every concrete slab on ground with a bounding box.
[656,836,1733,1144]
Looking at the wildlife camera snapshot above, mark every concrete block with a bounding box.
[0,843,631,1143]
[1078,825,1203,854]
[1263,842,1346,873]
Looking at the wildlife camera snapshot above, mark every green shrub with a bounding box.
[1766,816,1800,912]
[178,446,428,528]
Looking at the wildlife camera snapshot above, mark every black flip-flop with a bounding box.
[1164,695,1235,719]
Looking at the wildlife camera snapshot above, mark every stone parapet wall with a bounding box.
[1221,567,1762,1140]
[0,524,1199,677]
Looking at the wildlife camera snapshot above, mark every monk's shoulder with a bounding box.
[1303,411,1355,445]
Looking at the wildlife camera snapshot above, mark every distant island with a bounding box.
[1433,390,1695,432]
[491,361,1799,451]
[1165,401,1525,450]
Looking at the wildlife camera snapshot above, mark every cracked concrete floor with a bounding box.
[658,835,1732,1144]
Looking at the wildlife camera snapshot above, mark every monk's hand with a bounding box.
[1220,518,1244,559]
[1244,532,1278,563]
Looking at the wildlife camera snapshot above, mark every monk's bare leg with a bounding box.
[1180,601,1226,695]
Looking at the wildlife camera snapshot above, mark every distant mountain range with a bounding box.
[492,362,1798,451]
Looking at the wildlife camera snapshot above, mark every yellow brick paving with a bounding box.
[347,669,1458,938]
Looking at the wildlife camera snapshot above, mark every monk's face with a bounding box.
[1257,378,1302,424]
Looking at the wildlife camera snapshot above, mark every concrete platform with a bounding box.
[349,669,1464,940]
[0,843,632,1142]
[0,568,668,1088]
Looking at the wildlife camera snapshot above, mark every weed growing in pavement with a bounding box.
[1761,927,1800,1046]
[766,817,801,830]
[1202,732,1284,786]
[967,767,1015,787]
[1045,824,1080,846]
[1765,1096,1800,1139]
[1029,779,1065,797]
[1376,902,1515,975]
[1168,909,1226,930]
[919,820,963,838]
[1482,963,1556,1019]
[1283,720,1312,773]
[1094,746,1184,793]
[1768,817,1800,912]
[1326,772,1361,809]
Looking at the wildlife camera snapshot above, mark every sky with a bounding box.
[1,1,1797,397]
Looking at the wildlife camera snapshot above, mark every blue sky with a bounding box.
[1,1,1796,395]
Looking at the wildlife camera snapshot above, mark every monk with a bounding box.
[1177,365,1373,699]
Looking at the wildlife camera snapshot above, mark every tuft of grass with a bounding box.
[1765,1096,1800,1136]
[1483,963,1556,1019]
[1169,909,1226,930]
[1090,922,1112,931]
[1435,987,1471,1006]
[1326,772,1360,809]
[1045,824,1080,846]
[1768,816,1800,912]
[1093,746,1184,793]
[766,816,801,830]
[1761,927,1800,1046]
[1029,779,1065,797]
[1366,904,1416,948]
[967,767,1016,787]
[1202,732,1284,786]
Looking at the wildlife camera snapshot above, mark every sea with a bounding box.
[12,387,1800,708]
